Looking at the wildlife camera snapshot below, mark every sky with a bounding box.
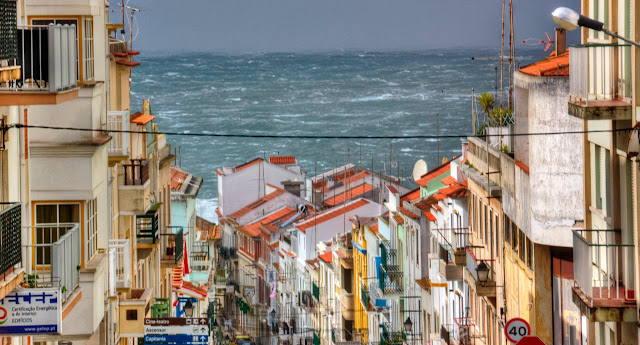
[113,0,581,53]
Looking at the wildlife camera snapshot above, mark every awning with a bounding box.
[177,281,208,300]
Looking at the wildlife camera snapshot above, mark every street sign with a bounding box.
[516,336,546,345]
[145,318,208,326]
[144,334,209,344]
[144,325,209,335]
[505,318,531,344]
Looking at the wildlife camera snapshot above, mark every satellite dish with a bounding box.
[412,159,428,181]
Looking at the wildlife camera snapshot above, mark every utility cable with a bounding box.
[5,123,637,140]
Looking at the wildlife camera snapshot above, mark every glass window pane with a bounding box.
[59,204,80,223]
[36,204,57,223]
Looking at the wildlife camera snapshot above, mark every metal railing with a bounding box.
[123,159,149,186]
[190,241,209,271]
[136,212,158,243]
[466,247,496,283]
[569,44,632,106]
[573,229,635,304]
[107,111,130,156]
[0,203,21,277]
[160,226,183,264]
[108,238,131,294]
[0,24,77,92]
[23,223,81,303]
[379,242,403,296]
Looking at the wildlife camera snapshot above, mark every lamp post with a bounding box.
[184,299,195,317]
[552,7,640,47]
[476,261,490,284]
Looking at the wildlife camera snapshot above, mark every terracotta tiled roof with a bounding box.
[296,199,371,232]
[461,180,468,187]
[432,204,442,212]
[416,162,451,187]
[423,211,437,222]
[130,112,154,125]
[342,171,370,187]
[116,59,140,67]
[414,195,438,211]
[239,206,296,237]
[397,207,419,219]
[227,187,286,219]
[215,169,223,176]
[441,176,456,186]
[438,183,468,199]
[215,208,222,217]
[269,156,296,164]
[400,188,421,203]
[235,158,264,172]
[113,52,128,57]
[393,214,404,225]
[370,224,379,233]
[434,193,447,201]
[170,167,189,191]
[519,51,569,77]
[196,216,219,241]
[324,183,373,207]
[387,185,398,193]
[319,251,333,263]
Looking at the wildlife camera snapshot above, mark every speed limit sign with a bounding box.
[505,318,530,343]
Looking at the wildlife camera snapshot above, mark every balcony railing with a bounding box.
[0,24,77,92]
[190,241,209,271]
[379,243,403,296]
[123,159,149,186]
[0,203,22,277]
[107,111,130,157]
[108,238,131,294]
[23,223,81,303]
[569,44,632,107]
[379,323,404,345]
[573,229,635,307]
[160,226,183,264]
[466,247,496,296]
[136,211,159,244]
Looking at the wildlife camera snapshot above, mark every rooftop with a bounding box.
[296,198,371,232]
[519,51,569,77]
[324,183,373,207]
[239,206,298,237]
[319,251,333,263]
[227,185,287,219]
[270,156,296,164]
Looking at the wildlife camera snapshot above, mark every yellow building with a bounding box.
[352,217,371,344]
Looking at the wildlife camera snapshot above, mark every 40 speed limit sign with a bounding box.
[505,318,531,343]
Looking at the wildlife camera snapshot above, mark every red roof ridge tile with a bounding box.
[296,198,371,232]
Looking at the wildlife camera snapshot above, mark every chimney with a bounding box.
[555,28,567,55]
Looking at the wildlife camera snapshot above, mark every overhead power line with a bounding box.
[5,123,636,140]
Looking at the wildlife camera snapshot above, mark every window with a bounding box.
[504,216,511,246]
[34,203,80,265]
[126,309,138,320]
[86,198,98,262]
[494,213,499,262]
[489,209,493,258]
[83,17,94,81]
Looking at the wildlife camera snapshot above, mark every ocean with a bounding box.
[130,48,547,221]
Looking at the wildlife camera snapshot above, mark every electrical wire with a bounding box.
[5,123,637,140]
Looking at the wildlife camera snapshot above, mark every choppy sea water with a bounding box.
[130,48,546,221]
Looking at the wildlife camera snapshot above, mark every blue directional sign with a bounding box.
[144,334,209,344]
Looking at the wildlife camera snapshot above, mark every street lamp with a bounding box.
[184,299,194,317]
[476,261,490,283]
[552,7,640,47]
[225,335,231,345]
[403,317,413,333]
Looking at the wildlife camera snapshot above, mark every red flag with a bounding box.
[183,240,190,275]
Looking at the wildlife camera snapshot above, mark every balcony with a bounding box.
[340,288,354,319]
[0,204,23,299]
[219,246,237,261]
[0,24,78,105]
[136,207,159,246]
[459,136,501,197]
[160,226,183,267]
[190,241,210,272]
[23,223,81,304]
[466,248,496,297]
[437,248,463,282]
[572,229,636,322]
[108,239,132,294]
[118,288,153,338]
[378,243,403,297]
[360,283,372,311]
[379,323,404,345]
[107,111,130,164]
[453,317,476,345]
[568,44,632,120]
[301,290,317,313]
[432,227,470,268]
[119,159,151,214]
